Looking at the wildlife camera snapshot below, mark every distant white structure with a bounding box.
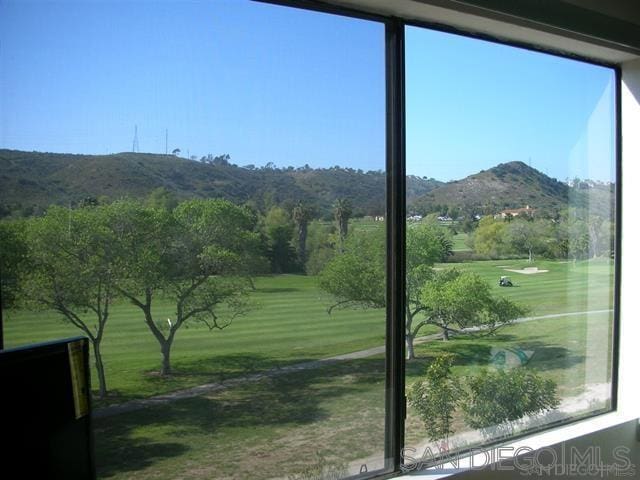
[495,205,535,219]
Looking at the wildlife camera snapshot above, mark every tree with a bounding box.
[408,354,460,444]
[506,218,553,262]
[264,206,297,273]
[20,206,115,397]
[332,198,352,250]
[320,223,519,359]
[461,368,559,438]
[109,199,265,375]
[292,202,313,267]
[417,269,525,341]
[470,216,508,257]
[146,187,178,211]
[0,220,27,311]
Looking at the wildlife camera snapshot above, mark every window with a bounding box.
[404,25,617,467]
[0,1,624,479]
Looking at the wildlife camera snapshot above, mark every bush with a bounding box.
[461,368,559,437]
[408,354,460,443]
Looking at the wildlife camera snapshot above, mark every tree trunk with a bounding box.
[160,341,172,376]
[442,328,450,341]
[528,248,533,263]
[93,340,107,398]
[406,333,416,360]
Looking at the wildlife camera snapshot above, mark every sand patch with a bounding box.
[504,266,549,274]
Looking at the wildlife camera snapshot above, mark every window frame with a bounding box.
[0,1,626,478]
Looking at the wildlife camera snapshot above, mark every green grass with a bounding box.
[451,232,471,251]
[3,275,386,403]
[3,258,616,479]
[438,257,615,317]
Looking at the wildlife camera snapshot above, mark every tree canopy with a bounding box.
[319,221,522,358]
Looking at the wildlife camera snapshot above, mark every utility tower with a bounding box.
[132,125,139,153]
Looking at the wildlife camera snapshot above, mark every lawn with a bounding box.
[3,275,386,403]
[2,258,616,479]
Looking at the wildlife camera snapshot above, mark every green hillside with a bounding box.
[0,149,441,218]
[411,161,570,216]
[0,150,612,219]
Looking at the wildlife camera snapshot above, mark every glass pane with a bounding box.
[0,1,388,478]
[403,25,616,468]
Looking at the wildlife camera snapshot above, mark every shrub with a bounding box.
[461,368,559,437]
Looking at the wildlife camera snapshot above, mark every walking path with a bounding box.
[94,308,612,419]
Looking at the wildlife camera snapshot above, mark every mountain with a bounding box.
[409,161,570,216]
[0,149,442,218]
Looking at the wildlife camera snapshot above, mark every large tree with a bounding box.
[505,218,553,262]
[20,205,115,397]
[320,223,523,359]
[469,216,508,257]
[264,206,297,273]
[417,269,525,342]
[0,220,27,312]
[108,199,265,375]
[292,202,313,267]
[320,222,520,359]
[332,198,352,250]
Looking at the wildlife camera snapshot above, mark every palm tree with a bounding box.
[292,202,312,266]
[333,198,352,250]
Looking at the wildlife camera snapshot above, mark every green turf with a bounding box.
[3,275,386,403]
[451,232,471,251]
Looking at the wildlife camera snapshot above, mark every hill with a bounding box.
[0,149,442,218]
[409,161,570,216]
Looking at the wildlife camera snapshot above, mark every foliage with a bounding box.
[333,198,352,250]
[319,226,385,311]
[107,199,266,375]
[461,367,560,437]
[292,202,313,266]
[264,206,298,273]
[469,217,508,257]
[146,187,178,211]
[0,148,438,220]
[319,221,521,358]
[0,220,27,310]
[408,354,460,443]
[20,205,116,397]
[505,218,554,263]
[411,161,570,216]
[416,269,526,341]
[304,221,336,275]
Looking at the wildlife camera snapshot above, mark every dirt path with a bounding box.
[94,309,612,419]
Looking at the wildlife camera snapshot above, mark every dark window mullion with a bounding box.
[384,18,406,474]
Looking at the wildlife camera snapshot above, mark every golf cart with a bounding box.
[499,276,513,287]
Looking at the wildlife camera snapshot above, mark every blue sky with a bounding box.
[0,0,615,182]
